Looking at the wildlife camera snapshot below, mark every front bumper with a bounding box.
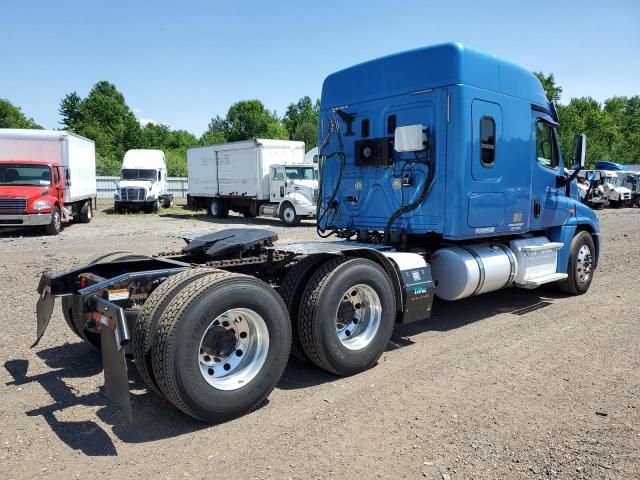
[293,204,316,217]
[115,200,155,209]
[0,213,52,227]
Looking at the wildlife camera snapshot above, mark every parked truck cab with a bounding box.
[114,149,173,213]
[0,129,96,235]
[34,43,600,423]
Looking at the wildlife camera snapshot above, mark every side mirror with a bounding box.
[587,170,603,182]
[571,133,587,170]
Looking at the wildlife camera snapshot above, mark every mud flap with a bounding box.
[32,287,55,348]
[89,296,132,421]
[101,322,132,421]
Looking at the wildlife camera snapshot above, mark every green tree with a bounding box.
[61,81,142,174]
[200,115,228,145]
[58,92,82,130]
[222,100,288,142]
[283,96,319,149]
[534,72,563,103]
[0,98,42,129]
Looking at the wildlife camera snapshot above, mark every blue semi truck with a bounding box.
[34,43,599,422]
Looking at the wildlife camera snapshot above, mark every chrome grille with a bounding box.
[0,197,27,212]
[120,188,145,201]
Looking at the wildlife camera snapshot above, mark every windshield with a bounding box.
[0,163,51,186]
[121,169,157,181]
[285,166,317,181]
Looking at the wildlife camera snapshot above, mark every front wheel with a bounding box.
[279,202,300,226]
[151,272,291,422]
[298,257,396,376]
[45,206,62,235]
[557,231,596,295]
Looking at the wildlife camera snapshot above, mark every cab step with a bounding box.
[520,272,568,289]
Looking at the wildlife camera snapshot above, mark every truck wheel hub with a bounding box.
[198,308,270,391]
[334,284,382,351]
[576,245,593,282]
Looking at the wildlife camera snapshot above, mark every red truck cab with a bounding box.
[0,160,66,234]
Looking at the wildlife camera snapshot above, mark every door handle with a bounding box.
[533,199,541,218]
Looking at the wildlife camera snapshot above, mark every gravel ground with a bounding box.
[0,201,638,479]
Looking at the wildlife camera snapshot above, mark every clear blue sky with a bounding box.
[2,0,638,136]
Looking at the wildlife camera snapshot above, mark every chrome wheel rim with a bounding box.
[283,206,295,223]
[577,244,593,283]
[198,308,269,391]
[210,202,219,216]
[87,205,92,219]
[335,284,382,350]
[53,211,61,230]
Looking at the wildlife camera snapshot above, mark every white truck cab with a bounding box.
[114,149,173,213]
[264,163,318,225]
[602,171,633,207]
[578,169,633,208]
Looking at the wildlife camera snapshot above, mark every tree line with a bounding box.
[1,75,638,175]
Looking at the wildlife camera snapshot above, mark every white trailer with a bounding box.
[0,129,96,234]
[188,139,318,225]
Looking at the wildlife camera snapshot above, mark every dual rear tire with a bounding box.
[133,269,291,422]
[131,256,395,422]
[280,256,396,374]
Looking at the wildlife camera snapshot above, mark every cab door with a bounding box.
[270,166,286,201]
[529,113,568,229]
[54,166,65,206]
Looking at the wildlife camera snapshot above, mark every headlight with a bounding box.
[146,194,156,201]
[114,192,120,199]
[33,200,51,211]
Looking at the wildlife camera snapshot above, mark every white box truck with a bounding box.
[187,139,318,225]
[0,129,96,235]
[114,149,173,213]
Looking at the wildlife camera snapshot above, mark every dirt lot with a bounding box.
[0,201,638,479]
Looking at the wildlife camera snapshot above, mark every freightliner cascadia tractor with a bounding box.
[34,43,599,422]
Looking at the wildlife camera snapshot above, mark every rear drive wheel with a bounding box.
[557,231,596,295]
[45,206,62,235]
[151,273,291,422]
[132,268,221,395]
[279,202,300,226]
[635,196,640,208]
[298,257,396,376]
[79,201,92,223]
[209,199,229,219]
[279,254,332,361]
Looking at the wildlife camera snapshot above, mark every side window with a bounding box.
[272,167,285,181]
[536,121,559,169]
[480,116,496,167]
[53,167,59,185]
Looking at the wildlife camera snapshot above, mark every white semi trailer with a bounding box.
[187,139,318,226]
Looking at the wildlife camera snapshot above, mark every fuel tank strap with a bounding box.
[494,243,517,289]
[458,245,485,296]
